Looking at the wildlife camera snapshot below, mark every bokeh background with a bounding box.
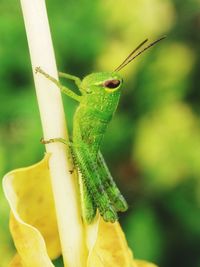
[0,0,200,266]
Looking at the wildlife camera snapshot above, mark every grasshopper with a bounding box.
[36,37,165,224]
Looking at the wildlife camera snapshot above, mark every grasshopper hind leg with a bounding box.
[97,152,128,212]
[73,145,118,223]
[77,170,97,224]
[40,137,119,223]
[41,136,97,223]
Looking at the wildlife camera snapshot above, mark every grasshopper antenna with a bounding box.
[114,38,148,72]
[115,36,166,72]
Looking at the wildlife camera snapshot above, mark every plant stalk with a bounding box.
[20,0,86,266]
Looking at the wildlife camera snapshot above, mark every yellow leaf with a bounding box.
[87,217,159,267]
[88,217,134,267]
[9,254,23,267]
[3,154,61,267]
[3,154,159,267]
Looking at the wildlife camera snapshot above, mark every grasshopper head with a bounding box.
[80,71,123,95]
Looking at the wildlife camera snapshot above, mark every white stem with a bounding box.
[20,1,86,266]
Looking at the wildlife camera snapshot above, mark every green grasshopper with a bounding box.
[36,37,165,224]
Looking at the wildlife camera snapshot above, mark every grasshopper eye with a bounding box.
[103,79,121,89]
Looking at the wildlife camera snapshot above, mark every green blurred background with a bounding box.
[0,0,200,266]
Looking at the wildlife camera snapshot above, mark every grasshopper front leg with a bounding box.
[35,67,81,102]
[58,72,81,88]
